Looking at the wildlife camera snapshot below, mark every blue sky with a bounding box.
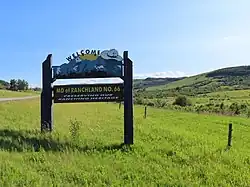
[0,0,250,87]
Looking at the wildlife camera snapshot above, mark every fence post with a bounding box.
[144,106,147,119]
[227,123,233,148]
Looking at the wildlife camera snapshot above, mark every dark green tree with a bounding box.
[9,79,18,91]
[17,79,28,90]
[173,95,192,107]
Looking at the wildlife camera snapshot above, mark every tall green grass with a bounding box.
[0,99,249,186]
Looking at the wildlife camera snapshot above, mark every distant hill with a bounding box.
[133,77,186,89]
[134,65,250,95]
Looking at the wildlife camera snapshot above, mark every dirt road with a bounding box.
[0,96,39,102]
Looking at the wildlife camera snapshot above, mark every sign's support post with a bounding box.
[123,51,134,145]
[41,54,53,132]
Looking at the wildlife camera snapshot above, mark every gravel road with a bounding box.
[0,96,39,102]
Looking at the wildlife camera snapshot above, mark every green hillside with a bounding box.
[146,74,208,90]
[136,66,250,90]
[134,66,250,96]
[133,77,185,89]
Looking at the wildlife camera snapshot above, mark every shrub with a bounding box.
[69,119,81,143]
[134,97,144,105]
[229,102,240,115]
[173,96,192,107]
[154,99,166,108]
[146,100,155,107]
[220,102,224,110]
[247,109,250,118]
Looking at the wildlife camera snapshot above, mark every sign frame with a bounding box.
[41,50,134,145]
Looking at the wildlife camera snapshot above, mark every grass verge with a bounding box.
[0,90,39,98]
[0,99,249,186]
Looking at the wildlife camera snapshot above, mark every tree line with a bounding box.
[9,79,29,91]
[0,79,42,91]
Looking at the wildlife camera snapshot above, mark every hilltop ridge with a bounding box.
[134,65,250,94]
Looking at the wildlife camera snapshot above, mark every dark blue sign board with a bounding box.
[52,49,123,79]
[41,49,134,145]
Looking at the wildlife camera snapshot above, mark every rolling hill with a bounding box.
[133,77,185,89]
[134,66,250,94]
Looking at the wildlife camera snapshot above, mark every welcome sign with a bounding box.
[52,49,123,79]
[41,49,134,145]
[53,83,124,103]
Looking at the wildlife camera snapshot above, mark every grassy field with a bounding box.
[0,99,249,186]
[193,90,250,105]
[146,74,209,91]
[204,90,250,98]
[145,90,250,107]
[0,90,39,98]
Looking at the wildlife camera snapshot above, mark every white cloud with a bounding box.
[133,71,188,79]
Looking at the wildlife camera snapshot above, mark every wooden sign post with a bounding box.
[41,49,134,145]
